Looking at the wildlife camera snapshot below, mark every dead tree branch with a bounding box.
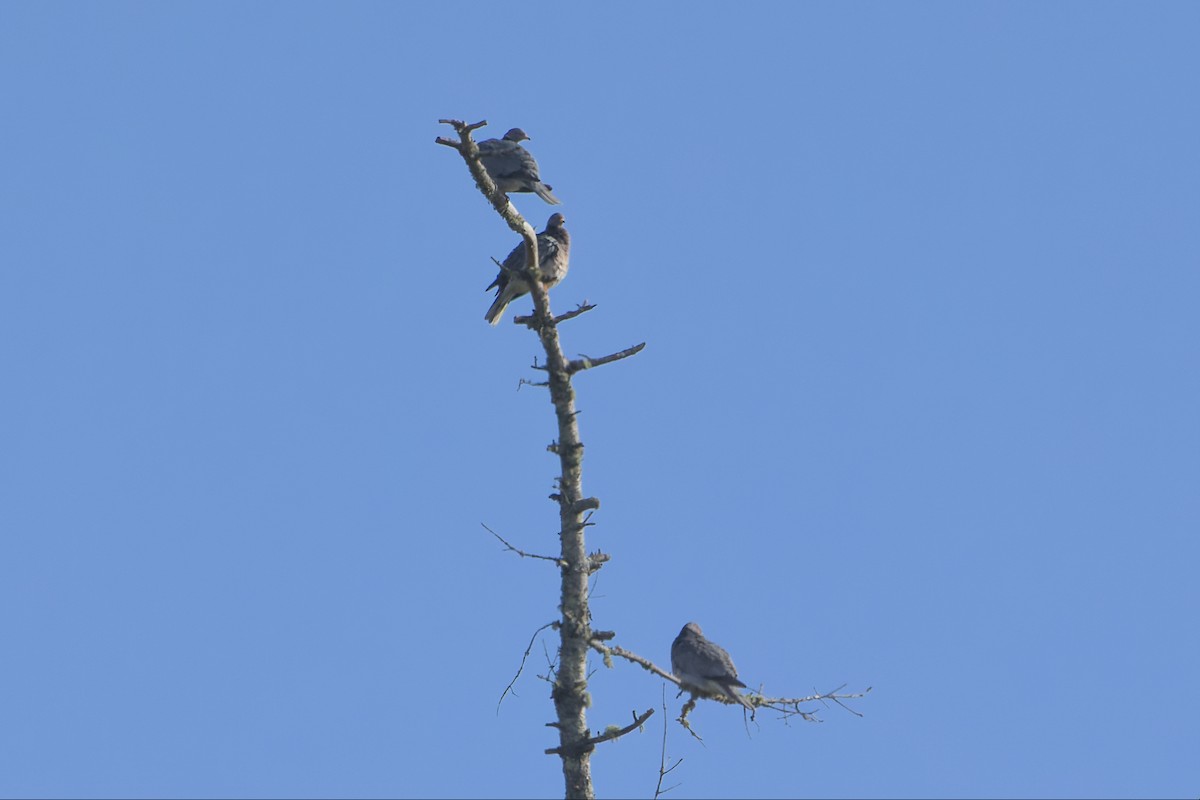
[442,117,596,799]
[482,523,564,566]
[443,116,866,799]
[590,636,869,729]
[757,685,873,723]
[567,342,647,375]
[498,621,559,712]
[516,302,597,328]
[654,686,684,799]
[545,708,655,756]
[589,640,681,687]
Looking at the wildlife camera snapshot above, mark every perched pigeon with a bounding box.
[671,622,754,711]
[477,128,561,205]
[484,213,571,326]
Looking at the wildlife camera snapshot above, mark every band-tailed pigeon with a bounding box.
[484,213,570,326]
[671,622,754,711]
[477,128,561,205]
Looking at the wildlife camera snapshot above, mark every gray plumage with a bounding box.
[477,128,561,205]
[484,213,571,326]
[671,622,754,711]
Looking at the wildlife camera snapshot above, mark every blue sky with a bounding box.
[2,2,1198,798]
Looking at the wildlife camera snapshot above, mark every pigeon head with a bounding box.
[681,622,703,637]
[502,128,530,143]
[546,213,566,230]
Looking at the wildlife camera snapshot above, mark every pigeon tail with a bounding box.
[484,295,511,326]
[484,283,524,326]
[532,183,561,205]
[721,683,755,711]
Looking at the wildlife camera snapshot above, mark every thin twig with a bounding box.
[497,621,558,712]
[760,685,873,723]
[654,685,684,799]
[482,523,563,565]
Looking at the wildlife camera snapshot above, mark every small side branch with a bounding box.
[567,342,647,375]
[758,685,873,722]
[482,523,564,565]
[498,620,558,712]
[434,118,487,145]
[589,640,681,687]
[516,302,597,329]
[654,686,684,799]
[545,708,655,756]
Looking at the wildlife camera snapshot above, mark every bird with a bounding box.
[484,213,571,326]
[670,622,755,711]
[476,127,561,205]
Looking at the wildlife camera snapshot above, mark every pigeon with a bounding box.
[484,213,570,326]
[671,622,754,711]
[476,128,561,205]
